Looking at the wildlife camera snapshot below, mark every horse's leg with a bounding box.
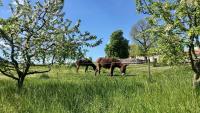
[76,65,80,73]
[98,66,101,75]
[95,64,101,76]
[95,69,98,76]
[95,64,98,76]
[85,66,88,73]
[110,63,115,76]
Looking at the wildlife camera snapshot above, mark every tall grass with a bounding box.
[0,64,200,113]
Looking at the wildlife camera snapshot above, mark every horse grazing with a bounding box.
[75,59,96,73]
[95,57,128,76]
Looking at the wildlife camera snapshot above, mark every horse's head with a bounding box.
[120,63,128,76]
[92,64,97,71]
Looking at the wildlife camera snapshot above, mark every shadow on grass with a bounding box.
[39,74,50,79]
[193,87,200,96]
[110,74,137,77]
[125,74,137,76]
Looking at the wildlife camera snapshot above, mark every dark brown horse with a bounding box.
[75,59,96,73]
[95,57,128,76]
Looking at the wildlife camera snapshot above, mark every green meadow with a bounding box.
[0,64,200,113]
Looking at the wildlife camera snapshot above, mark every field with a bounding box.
[0,64,200,113]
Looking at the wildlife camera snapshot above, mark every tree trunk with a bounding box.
[193,73,200,88]
[144,56,148,63]
[51,54,56,65]
[42,54,46,65]
[18,75,25,89]
[188,43,200,88]
[148,58,152,82]
[63,55,66,64]
[193,60,200,88]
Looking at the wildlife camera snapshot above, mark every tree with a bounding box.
[105,30,129,58]
[154,34,186,65]
[0,0,65,89]
[52,25,102,64]
[135,0,200,87]
[0,0,2,6]
[130,19,157,62]
[0,0,102,89]
[129,44,143,58]
[37,20,102,65]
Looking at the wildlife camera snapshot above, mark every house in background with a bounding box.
[120,55,159,64]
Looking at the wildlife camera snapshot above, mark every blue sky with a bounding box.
[0,0,145,61]
[64,0,145,60]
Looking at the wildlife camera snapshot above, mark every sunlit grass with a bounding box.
[0,64,199,113]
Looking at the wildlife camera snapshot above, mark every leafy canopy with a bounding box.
[130,19,157,61]
[135,0,200,66]
[0,0,102,88]
[105,30,129,58]
[129,44,143,57]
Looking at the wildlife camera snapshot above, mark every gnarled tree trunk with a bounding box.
[189,43,200,88]
[17,75,25,89]
[193,60,200,88]
[193,73,200,88]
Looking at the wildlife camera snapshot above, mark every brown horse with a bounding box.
[95,57,128,76]
[75,59,96,73]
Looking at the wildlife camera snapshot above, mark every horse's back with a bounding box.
[96,57,120,68]
[97,57,119,63]
[76,58,93,66]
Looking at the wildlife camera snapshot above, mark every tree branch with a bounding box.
[134,38,145,47]
[0,69,19,80]
[36,10,47,32]
[27,65,51,75]
[142,0,154,15]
